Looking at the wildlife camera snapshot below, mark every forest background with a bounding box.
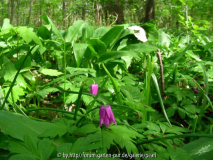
[1,0,213,30]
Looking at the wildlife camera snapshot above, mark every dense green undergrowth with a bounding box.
[0,15,213,160]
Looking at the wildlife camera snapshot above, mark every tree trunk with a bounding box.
[26,0,34,25]
[10,0,14,24]
[40,0,42,26]
[114,0,125,24]
[1,0,4,24]
[62,0,66,28]
[16,0,20,25]
[144,0,155,23]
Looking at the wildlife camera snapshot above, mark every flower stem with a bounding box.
[101,63,122,104]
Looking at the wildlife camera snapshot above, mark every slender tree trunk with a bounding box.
[81,2,86,20]
[40,0,42,26]
[62,0,66,28]
[115,0,125,24]
[144,0,155,23]
[1,0,4,24]
[10,0,14,23]
[17,0,20,25]
[26,0,34,25]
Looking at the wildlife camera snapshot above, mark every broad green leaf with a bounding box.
[2,56,26,84]
[39,68,63,76]
[42,15,63,40]
[166,85,183,101]
[0,87,9,111]
[61,131,101,153]
[73,43,88,67]
[204,42,213,51]
[37,139,55,160]
[146,122,161,132]
[4,86,25,103]
[181,138,213,160]
[79,24,94,42]
[1,18,13,30]
[100,26,124,50]
[110,125,141,154]
[93,27,109,38]
[98,130,116,153]
[39,125,68,138]
[186,50,201,61]
[158,30,171,47]
[65,93,78,104]
[87,38,107,54]
[82,95,94,106]
[120,85,142,102]
[98,51,139,63]
[36,87,58,98]
[74,124,98,135]
[9,134,39,157]
[17,27,43,46]
[0,41,7,48]
[9,135,54,160]
[66,67,96,77]
[65,20,88,43]
[37,25,51,39]
[0,111,59,141]
[9,154,36,160]
[121,43,158,53]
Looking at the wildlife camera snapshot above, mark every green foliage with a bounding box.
[0,14,212,160]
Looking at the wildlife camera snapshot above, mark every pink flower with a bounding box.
[99,105,117,127]
[90,84,98,95]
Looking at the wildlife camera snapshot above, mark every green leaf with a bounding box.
[17,27,43,46]
[87,39,107,54]
[65,92,79,104]
[36,87,58,98]
[4,86,25,103]
[98,51,139,63]
[37,25,51,39]
[93,27,109,38]
[204,42,213,51]
[110,125,141,154]
[166,85,183,101]
[9,135,54,160]
[0,87,9,111]
[66,67,96,77]
[121,43,158,53]
[9,135,39,158]
[120,85,142,102]
[37,139,55,160]
[73,43,88,67]
[1,18,13,30]
[186,50,201,61]
[79,24,94,42]
[100,26,124,50]
[0,41,7,48]
[0,111,61,141]
[42,15,63,40]
[39,125,68,138]
[74,124,98,135]
[2,56,26,84]
[82,95,94,106]
[182,138,213,160]
[57,131,101,154]
[39,68,63,76]
[65,20,88,43]
[9,154,36,160]
[158,30,171,47]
